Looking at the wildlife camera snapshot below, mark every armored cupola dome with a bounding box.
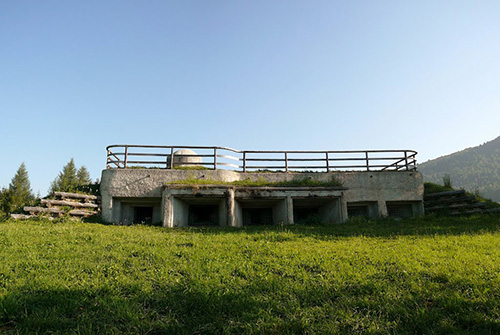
[171,149,202,167]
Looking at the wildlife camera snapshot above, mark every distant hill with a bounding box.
[419,136,500,202]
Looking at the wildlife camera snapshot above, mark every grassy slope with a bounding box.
[425,182,500,209]
[1,217,500,334]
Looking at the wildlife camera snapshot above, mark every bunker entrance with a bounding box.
[134,206,153,225]
[242,208,273,226]
[347,202,378,219]
[347,205,368,217]
[294,207,320,224]
[386,202,414,218]
[238,199,285,226]
[293,198,337,224]
[188,205,219,226]
[118,198,161,226]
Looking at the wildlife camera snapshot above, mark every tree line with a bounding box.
[0,159,96,217]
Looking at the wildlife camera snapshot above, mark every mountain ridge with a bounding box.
[419,136,500,202]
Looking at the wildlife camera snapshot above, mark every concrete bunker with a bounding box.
[101,145,424,226]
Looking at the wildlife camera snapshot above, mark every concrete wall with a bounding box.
[101,169,424,225]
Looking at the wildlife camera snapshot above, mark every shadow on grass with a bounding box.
[1,276,499,334]
[0,284,262,334]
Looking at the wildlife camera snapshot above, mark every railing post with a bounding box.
[243,152,246,172]
[170,147,175,169]
[365,152,370,171]
[124,146,128,168]
[404,151,409,171]
[214,147,218,170]
[106,149,110,169]
[285,152,288,172]
[325,152,329,172]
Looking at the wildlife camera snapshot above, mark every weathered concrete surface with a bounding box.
[101,169,424,225]
[160,186,344,227]
[161,187,228,227]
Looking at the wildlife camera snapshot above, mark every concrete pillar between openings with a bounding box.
[173,198,189,227]
[272,199,288,225]
[378,200,388,217]
[286,196,294,224]
[161,192,173,227]
[226,188,237,227]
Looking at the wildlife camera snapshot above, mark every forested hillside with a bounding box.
[419,136,500,202]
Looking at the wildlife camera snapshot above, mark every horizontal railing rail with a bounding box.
[106,145,417,172]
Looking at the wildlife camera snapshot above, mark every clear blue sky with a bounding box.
[1,1,499,195]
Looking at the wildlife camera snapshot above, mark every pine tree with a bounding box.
[50,158,78,193]
[77,166,92,186]
[0,187,9,216]
[6,163,34,213]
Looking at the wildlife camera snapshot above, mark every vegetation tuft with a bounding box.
[167,176,343,188]
[173,166,211,171]
[1,215,500,334]
[424,182,454,194]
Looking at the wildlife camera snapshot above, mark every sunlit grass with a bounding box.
[1,216,499,334]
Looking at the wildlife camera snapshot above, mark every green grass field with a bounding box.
[1,216,499,334]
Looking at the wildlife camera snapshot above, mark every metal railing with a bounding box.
[106,145,417,172]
